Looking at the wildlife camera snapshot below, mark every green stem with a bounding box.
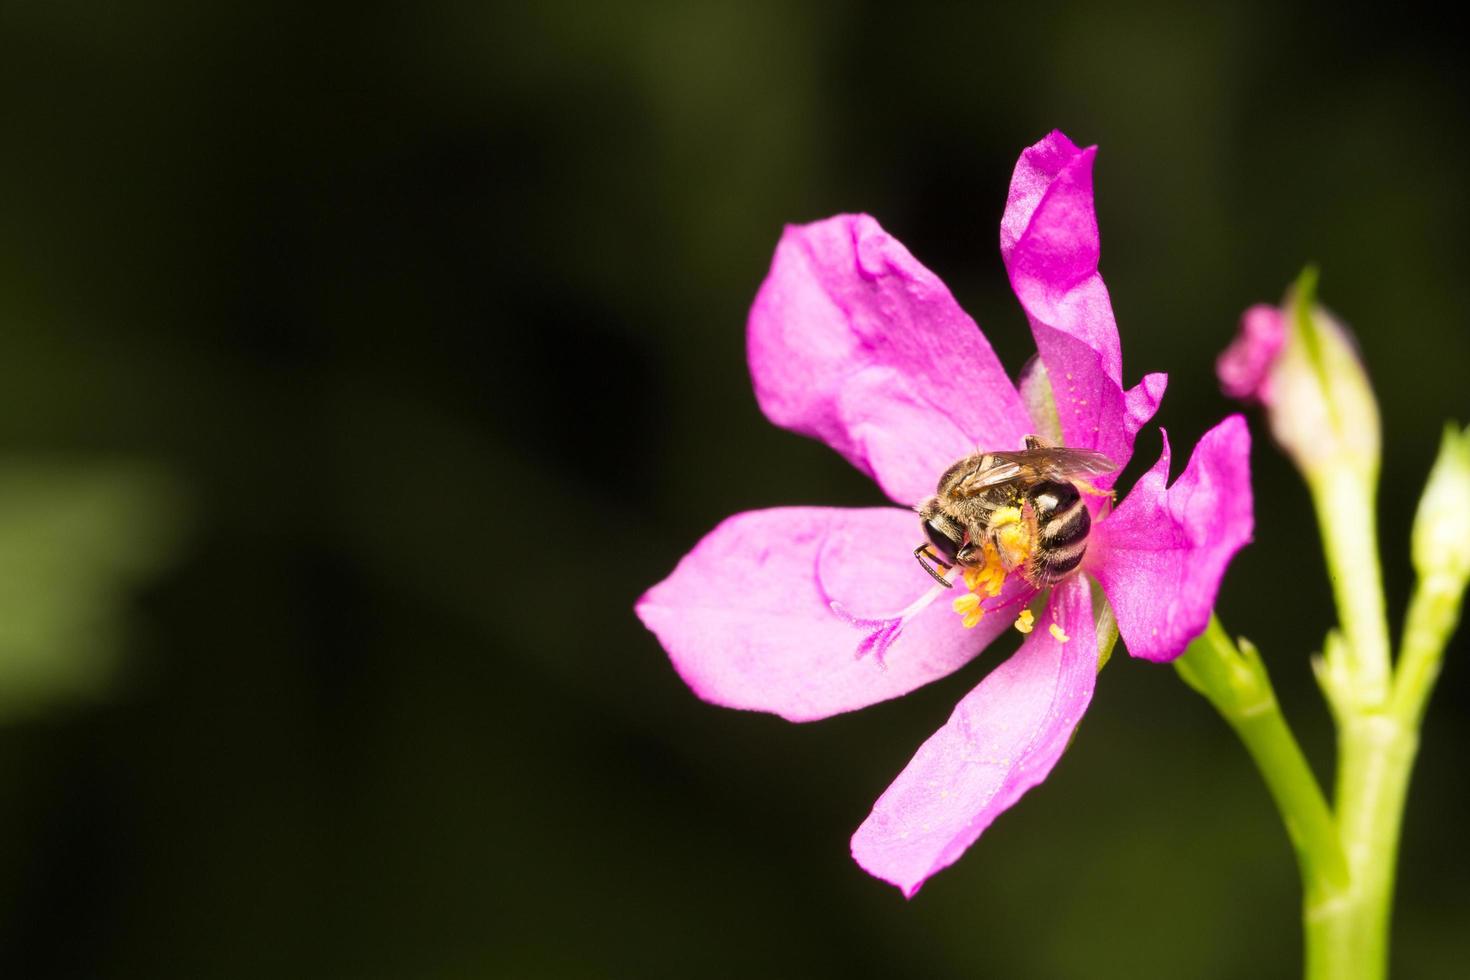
[1307,572,1461,977]
[1175,618,1348,909]
[1305,582,1403,974]
[1392,573,1463,727]
[1307,715,1416,980]
[1307,466,1392,707]
[1301,458,1427,980]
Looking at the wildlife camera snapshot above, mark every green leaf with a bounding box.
[0,458,188,720]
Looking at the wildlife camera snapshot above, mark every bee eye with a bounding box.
[924,519,961,563]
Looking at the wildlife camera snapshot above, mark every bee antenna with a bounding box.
[913,545,954,588]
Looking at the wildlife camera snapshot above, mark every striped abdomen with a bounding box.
[1027,480,1090,584]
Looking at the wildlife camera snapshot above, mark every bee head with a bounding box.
[922,516,963,564]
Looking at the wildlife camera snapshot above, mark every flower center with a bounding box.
[950,540,1008,627]
[830,535,1040,667]
[829,514,1051,666]
[951,535,1047,636]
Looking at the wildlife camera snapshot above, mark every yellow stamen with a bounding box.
[1049,623,1070,644]
[970,540,1007,596]
[953,542,1009,626]
[1014,609,1035,634]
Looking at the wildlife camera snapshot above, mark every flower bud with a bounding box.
[1218,269,1380,482]
[1217,304,1286,402]
[1411,423,1470,587]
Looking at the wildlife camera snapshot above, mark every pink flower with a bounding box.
[636,131,1254,896]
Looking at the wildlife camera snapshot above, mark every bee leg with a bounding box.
[913,545,954,588]
[1024,434,1050,450]
[1073,477,1116,502]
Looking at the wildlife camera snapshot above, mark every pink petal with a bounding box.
[748,215,1032,507]
[636,507,1032,723]
[1000,130,1163,474]
[1217,304,1286,402]
[851,575,1098,897]
[1090,415,1254,663]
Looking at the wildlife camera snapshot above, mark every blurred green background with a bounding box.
[2,1,1467,977]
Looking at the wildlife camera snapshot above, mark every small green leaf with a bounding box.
[0,458,188,720]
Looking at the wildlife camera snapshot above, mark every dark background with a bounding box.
[2,2,1467,977]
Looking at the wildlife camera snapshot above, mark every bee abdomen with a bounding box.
[1029,481,1091,583]
[1032,540,1087,582]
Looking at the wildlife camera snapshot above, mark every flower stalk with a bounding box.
[1394,423,1470,727]
[1309,713,1416,980]
[1307,464,1392,707]
[1394,570,1465,726]
[1174,619,1348,907]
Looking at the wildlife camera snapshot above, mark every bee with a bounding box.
[915,436,1117,589]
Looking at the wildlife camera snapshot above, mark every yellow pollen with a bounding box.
[987,505,1035,573]
[996,526,1031,572]
[1014,609,1035,634]
[989,505,1023,529]
[953,542,1010,627]
[1049,623,1070,644]
[961,540,1006,597]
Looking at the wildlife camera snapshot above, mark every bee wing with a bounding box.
[1036,447,1119,479]
[956,458,1029,490]
[983,447,1119,484]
